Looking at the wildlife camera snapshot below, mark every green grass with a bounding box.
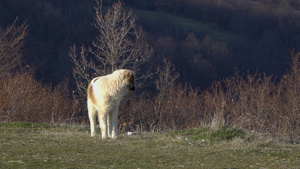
[168,127,247,142]
[132,8,235,42]
[1,122,300,168]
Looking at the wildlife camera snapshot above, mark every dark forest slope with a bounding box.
[1,0,300,88]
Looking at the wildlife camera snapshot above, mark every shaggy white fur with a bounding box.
[87,69,135,139]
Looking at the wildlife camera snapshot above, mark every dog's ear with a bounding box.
[124,70,135,83]
[124,70,135,91]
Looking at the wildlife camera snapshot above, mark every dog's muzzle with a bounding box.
[130,86,135,91]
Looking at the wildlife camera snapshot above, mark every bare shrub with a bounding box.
[154,58,179,130]
[118,59,206,132]
[161,83,203,130]
[0,18,78,125]
[0,71,73,124]
[203,81,226,129]
[69,45,92,115]
[119,94,156,132]
[0,17,28,80]
[118,83,204,132]
[271,51,300,141]
[208,51,300,141]
[223,72,275,132]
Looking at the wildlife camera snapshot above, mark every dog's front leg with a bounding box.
[111,109,119,139]
[99,112,108,139]
[108,111,113,138]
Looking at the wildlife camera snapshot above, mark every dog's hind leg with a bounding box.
[88,103,97,137]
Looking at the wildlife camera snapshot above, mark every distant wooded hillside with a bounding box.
[1,0,300,88]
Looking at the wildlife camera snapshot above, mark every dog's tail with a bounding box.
[87,81,97,105]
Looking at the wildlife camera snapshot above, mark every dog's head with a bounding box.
[124,70,135,91]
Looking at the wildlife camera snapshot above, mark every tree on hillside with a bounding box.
[0,18,28,79]
[69,0,153,112]
[154,58,179,129]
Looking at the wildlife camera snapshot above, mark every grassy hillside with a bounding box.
[133,7,234,42]
[1,122,299,168]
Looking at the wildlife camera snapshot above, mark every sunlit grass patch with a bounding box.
[1,122,299,168]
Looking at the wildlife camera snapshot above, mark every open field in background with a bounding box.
[132,8,235,42]
[1,122,299,168]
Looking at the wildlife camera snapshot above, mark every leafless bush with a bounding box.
[0,18,80,124]
[118,59,205,132]
[118,83,204,132]
[0,71,73,124]
[119,94,156,132]
[208,52,300,141]
[160,83,203,130]
[202,81,226,129]
[222,72,276,131]
[69,45,92,114]
[154,58,179,129]
[0,17,28,80]
[271,51,300,141]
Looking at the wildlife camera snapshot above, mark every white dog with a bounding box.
[87,69,135,139]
